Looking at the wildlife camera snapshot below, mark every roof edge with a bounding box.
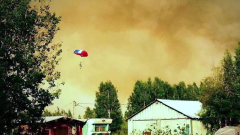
[126,99,158,121]
[126,99,200,121]
[157,100,193,119]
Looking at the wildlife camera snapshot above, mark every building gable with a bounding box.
[127,101,188,121]
[127,99,202,121]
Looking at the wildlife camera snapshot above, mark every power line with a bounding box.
[75,103,128,106]
[76,103,94,105]
[59,102,73,110]
[76,104,87,109]
[72,101,128,118]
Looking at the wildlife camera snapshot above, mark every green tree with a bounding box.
[198,67,226,130]
[222,51,235,96]
[83,107,95,119]
[0,0,62,133]
[53,107,62,116]
[42,109,53,116]
[186,82,200,100]
[234,43,240,81]
[232,43,240,124]
[126,80,151,118]
[112,120,128,135]
[42,107,73,118]
[199,44,240,131]
[94,81,123,133]
[152,77,174,100]
[173,81,187,100]
[222,51,237,125]
[174,82,200,100]
[125,77,198,118]
[66,109,73,118]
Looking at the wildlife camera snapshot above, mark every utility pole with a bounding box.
[73,101,79,119]
[73,101,76,119]
[108,90,110,118]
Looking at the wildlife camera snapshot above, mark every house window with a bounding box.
[94,124,107,132]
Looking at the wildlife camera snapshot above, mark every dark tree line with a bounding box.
[83,107,95,119]
[125,78,200,118]
[43,107,73,118]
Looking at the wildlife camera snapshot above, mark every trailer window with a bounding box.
[95,124,106,132]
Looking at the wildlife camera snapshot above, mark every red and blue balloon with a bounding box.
[74,50,88,57]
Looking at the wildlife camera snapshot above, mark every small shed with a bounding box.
[41,116,86,135]
[126,99,207,135]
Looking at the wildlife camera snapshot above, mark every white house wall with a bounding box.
[129,119,191,135]
[128,102,189,134]
[128,101,207,135]
[161,119,191,130]
[131,120,157,134]
[130,102,187,121]
[192,120,207,135]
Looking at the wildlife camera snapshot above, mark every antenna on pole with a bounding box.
[108,109,110,118]
[73,101,76,119]
[73,101,80,119]
[108,90,110,118]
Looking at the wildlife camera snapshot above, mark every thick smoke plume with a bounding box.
[45,0,240,116]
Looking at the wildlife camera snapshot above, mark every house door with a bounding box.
[54,127,68,135]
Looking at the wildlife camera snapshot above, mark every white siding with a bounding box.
[192,120,207,135]
[129,119,191,135]
[161,119,191,129]
[128,120,133,134]
[130,102,187,121]
[128,101,208,135]
[132,120,157,134]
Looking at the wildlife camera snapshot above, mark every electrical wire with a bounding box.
[59,102,73,110]
[76,103,128,105]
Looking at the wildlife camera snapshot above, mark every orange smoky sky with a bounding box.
[44,0,240,117]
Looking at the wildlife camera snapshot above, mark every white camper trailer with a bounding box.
[82,118,113,135]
